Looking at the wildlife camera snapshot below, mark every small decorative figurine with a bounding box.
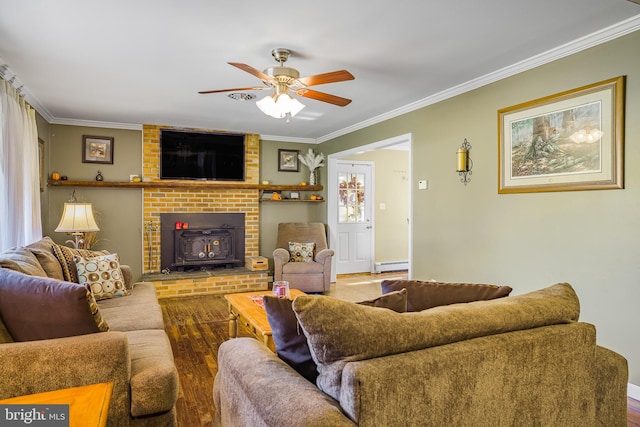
[96,170,104,181]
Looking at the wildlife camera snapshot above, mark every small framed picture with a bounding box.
[278,149,299,172]
[82,135,114,164]
[290,191,300,199]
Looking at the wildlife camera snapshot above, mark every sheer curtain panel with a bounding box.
[0,79,42,251]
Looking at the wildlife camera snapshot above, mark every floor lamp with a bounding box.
[55,203,100,249]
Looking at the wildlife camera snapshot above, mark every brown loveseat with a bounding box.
[0,237,179,426]
[214,283,628,426]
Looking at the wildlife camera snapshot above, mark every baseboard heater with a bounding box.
[374,261,409,273]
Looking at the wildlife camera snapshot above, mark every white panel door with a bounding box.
[335,161,373,274]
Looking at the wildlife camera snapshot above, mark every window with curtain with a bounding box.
[0,79,42,251]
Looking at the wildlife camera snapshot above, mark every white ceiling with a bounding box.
[1,1,639,143]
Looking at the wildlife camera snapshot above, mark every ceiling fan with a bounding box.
[198,48,354,119]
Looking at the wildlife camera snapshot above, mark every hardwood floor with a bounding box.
[159,272,640,426]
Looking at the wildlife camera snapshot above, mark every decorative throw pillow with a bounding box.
[381,280,513,312]
[288,242,315,262]
[357,288,408,313]
[263,290,408,383]
[75,253,129,300]
[292,283,578,401]
[264,295,319,383]
[0,247,48,277]
[51,244,108,283]
[0,268,109,341]
[26,237,64,280]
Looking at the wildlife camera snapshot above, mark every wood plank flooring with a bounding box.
[159,272,640,426]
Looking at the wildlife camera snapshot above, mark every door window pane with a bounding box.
[338,172,365,223]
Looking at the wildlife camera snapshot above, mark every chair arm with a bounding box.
[273,248,291,281]
[120,264,133,289]
[214,338,354,427]
[315,248,334,265]
[0,332,132,421]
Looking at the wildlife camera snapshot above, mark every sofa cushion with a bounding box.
[292,283,579,400]
[100,303,164,332]
[51,243,108,283]
[26,236,64,280]
[381,279,512,311]
[125,329,179,417]
[75,253,129,300]
[0,268,109,341]
[288,241,315,262]
[264,289,408,384]
[0,247,48,277]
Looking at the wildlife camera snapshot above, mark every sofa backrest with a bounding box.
[275,222,329,252]
[293,283,580,401]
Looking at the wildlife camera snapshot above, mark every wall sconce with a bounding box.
[456,138,473,185]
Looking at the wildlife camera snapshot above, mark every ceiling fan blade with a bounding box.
[295,88,352,106]
[297,70,354,87]
[228,62,272,82]
[198,87,265,94]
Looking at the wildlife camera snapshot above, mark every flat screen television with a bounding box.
[160,129,245,181]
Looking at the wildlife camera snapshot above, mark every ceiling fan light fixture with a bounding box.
[256,93,305,119]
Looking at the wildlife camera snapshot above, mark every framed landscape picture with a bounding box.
[82,135,114,164]
[498,76,625,194]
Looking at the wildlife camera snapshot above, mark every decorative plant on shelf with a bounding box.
[298,148,325,185]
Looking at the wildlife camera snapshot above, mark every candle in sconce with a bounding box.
[456,149,468,172]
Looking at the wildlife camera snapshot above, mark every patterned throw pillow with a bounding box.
[75,253,129,300]
[51,244,108,283]
[85,285,110,332]
[288,242,315,262]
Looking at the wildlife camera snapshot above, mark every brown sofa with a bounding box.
[0,237,179,426]
[214,283,628,426]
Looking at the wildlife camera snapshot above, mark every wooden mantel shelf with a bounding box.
[47,180,322,192]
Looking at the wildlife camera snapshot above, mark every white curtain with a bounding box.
[0,79,42,251]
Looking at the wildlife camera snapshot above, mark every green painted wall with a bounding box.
[319,30,640,385]
[45,125,143,279]
[258,140,325,262]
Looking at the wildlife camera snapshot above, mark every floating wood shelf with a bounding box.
[47,180,322,192]
[260,199,325,203]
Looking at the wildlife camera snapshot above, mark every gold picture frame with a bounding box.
[498,76,625,194]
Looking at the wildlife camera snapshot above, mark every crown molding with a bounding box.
[316,14,640,144]
[49,117,142,131]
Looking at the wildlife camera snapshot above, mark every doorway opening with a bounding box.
[327,133,412,282]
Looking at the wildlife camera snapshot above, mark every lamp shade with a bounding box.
[55,203,100,232]
[256,94,305,118]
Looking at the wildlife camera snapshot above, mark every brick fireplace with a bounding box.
[141,124,267,297]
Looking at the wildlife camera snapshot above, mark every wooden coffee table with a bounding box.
[225,289,305,352]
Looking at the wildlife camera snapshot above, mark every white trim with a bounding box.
[51,117,142,131]
[259,134,317,143]
[629,383,640,400]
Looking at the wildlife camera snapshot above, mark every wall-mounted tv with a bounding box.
[160,129,245,181]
